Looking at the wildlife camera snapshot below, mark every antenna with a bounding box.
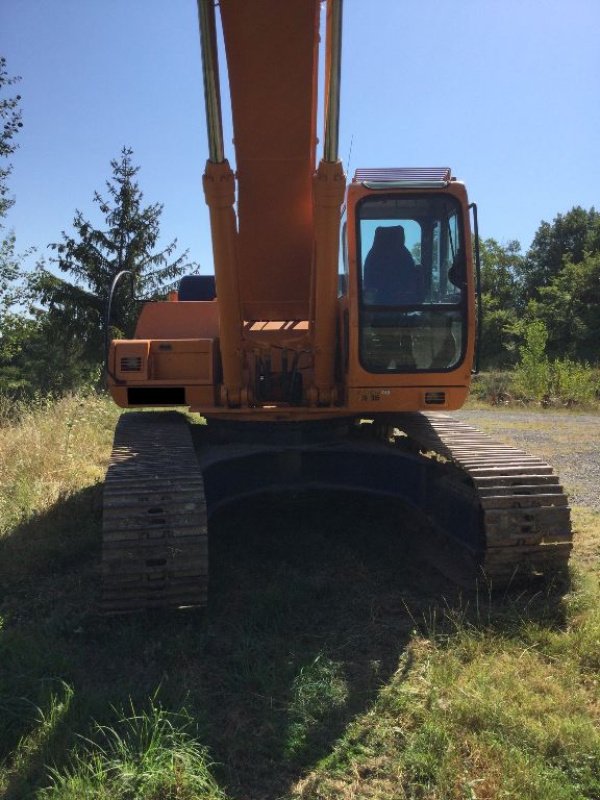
[346,133,354,176]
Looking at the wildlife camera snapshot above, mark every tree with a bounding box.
[0,230,20,315]
[0,58,29,393]
[478,238,523,368]
[515,206,600,362]
[0,56,22,219]
[530,251,600,362]
[480,238,523,306]
[0,58,89,399]
[31,147,197,371]
[1,58,23,309]
[520,206,600,298]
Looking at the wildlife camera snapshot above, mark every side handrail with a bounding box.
[104,269,141,386]
[469,202,483,374]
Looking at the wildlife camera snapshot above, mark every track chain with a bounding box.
[102,412,208,613]
[396,413,572,584]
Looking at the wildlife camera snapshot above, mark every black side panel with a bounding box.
[128,387,186,406]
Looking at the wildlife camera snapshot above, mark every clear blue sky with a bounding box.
[3,0,599,274]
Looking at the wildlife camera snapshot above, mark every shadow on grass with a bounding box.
[0,486,102,799]
[0,486,570,799]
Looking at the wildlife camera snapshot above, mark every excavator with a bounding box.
[102,0,572,613]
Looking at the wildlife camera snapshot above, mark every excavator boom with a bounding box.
[219,0,319,322]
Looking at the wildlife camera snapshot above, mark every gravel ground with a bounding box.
[455,408,600,511]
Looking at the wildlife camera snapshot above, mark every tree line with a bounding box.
[480,207,600,369]
[1,59,599,401]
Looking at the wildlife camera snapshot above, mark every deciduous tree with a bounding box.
[478,238,523,368]
[0,58,29,392]
[532,251,600,361]
[0,56,22,219]
[0,58,23,310]
[520,206,600,298]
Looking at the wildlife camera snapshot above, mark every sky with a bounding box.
[2,0,599,276]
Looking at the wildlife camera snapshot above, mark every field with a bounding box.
[1,394,599,799]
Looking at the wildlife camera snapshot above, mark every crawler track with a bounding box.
[102,412,208,613]
[101,411,572,613]
[395,413,572,584]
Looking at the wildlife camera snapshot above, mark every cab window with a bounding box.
[357,194,467,373]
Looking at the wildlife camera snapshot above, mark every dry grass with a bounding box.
[571,508,600,569]
[0,393,119,538]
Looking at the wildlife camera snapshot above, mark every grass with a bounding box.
[0,393,119,539]
[295,538,600,799]
[39,700,225,800]
[1,392,599,798]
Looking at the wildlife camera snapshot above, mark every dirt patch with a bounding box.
[456,408,600,511]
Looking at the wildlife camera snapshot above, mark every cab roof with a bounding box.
[353,167,452,188]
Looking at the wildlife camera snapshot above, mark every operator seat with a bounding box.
[363,225,423,305]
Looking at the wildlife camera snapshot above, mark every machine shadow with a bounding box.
[0,486,102,798]
[0,486,569,800]
[196,490,569,799]
[202,492,428,796]
[0,484,102,621]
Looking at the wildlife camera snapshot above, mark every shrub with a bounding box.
[513,321,551,401]
[551,358,598,406]
[470,372,514,405]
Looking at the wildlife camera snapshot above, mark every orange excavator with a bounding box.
[102,0,571,612]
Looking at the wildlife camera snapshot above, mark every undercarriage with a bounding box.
[101,412,571,613]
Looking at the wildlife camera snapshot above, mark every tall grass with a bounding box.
[0,392,119,537]
[40,701,225,800]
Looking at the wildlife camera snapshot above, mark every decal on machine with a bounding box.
[360,389,391,402]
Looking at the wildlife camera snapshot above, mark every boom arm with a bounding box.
[199,0,345,406]
[219,0,320,322]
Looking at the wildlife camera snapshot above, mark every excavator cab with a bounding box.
[356,185,466,371]
[342,168,476,413]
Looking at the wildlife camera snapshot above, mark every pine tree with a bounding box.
[32,147,197,367]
